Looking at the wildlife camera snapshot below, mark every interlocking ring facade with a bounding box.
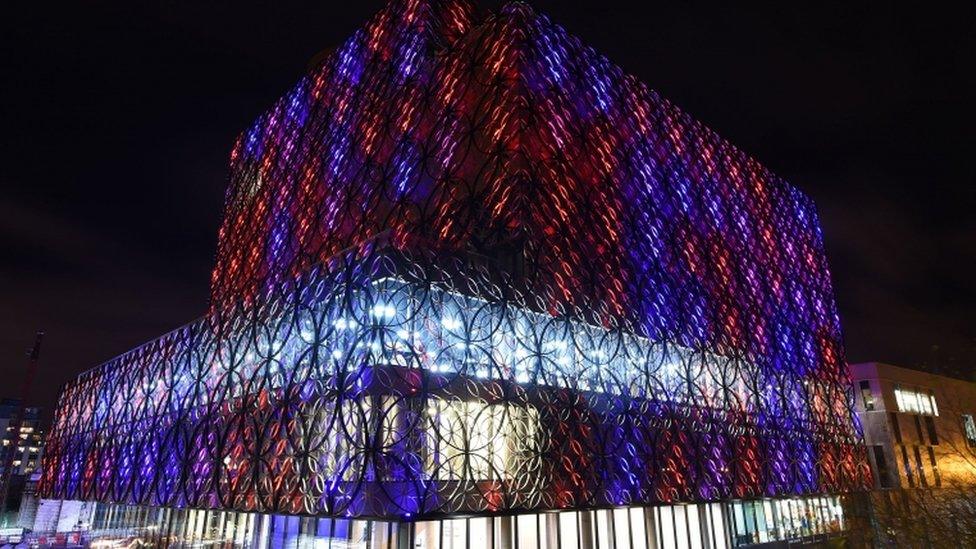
[40,0,872,521]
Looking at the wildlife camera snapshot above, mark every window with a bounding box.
[924,416,938,445]
[469,519,492,549]
[894,386,939,415]
[612,509,630,549]
[913,415,925,443]
[913,446,927,487]
[441,520,466,549]
[963,415,976,448]
[872,446,894,489]
[890,413,902,443]
[558,511,578,549]
[901,446,914,487]
[928,447,941,487]
[859,380,875,411]
[427,399,539,480]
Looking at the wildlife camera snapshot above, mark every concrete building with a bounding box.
[851,361,976,545]
[851,361,976,489]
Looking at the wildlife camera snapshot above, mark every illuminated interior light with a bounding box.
[442,316,461,330]
[371,304,396,319]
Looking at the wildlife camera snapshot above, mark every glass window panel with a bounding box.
[518,514,539,549]
[370,522,395,549]
[333,519,352,540]
[868,446,887,488]
[799,499,813,537]
[578,511,596,549]
[672,506,689,549]
[731,503,747,540]
[349,520,370,548]
[822,497,835,534]
[708,504,728,549]
[235,513,250,546]
[762,501,776,541]
[494,516,516,549]
[832,497,845,531]
[559,512,579,549]
[809,499,824,535]
[913,446,928,487]
[744,503,764,543]
[686,505,702,549]
[595,510,612,549]
[964,415,976,447]
[414,521,440,549]
[659,507,676,549]
[613,509,631,549]
[901,446,915,486]
[280,515,300,547]
[541,513,560,549]
[858,380,874,410]
[316,517,334,538]
[470,518,491,549]
[441,519,466,549]
[928,447,942,487]
[895,387,938,415]
[775,500,793,539]
[628,508,648,549]
[920,394,932,415]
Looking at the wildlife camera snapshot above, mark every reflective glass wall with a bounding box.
[30,496,847,548]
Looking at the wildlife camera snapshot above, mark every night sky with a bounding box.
[2,2,973,414]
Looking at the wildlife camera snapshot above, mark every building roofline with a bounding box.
[851,360,976,387]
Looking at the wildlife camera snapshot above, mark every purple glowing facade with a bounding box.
[40,0,871,522]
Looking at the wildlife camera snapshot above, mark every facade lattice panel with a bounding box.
[40,0,871,522]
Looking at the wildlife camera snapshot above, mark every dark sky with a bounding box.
[2,1,974,414]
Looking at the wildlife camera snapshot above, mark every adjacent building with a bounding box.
[851,362,976,545]
[851,361,976,490]
[0,399,45,479]
[35,1,872,547]
[0,399,44,545]
[0,399,44,524]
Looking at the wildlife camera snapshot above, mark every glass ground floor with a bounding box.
[27,495,849,548]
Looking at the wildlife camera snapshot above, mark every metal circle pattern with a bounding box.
[40,0,872,520]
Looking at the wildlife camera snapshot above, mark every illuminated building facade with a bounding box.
[38,0,871,546]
